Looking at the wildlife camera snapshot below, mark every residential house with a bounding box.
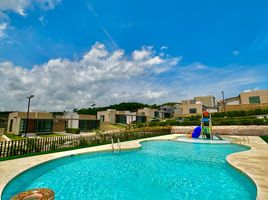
[7,112,53,135]
[222,90,268,111]
[97,109,146,124]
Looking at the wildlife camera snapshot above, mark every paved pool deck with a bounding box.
[0,134,267,200]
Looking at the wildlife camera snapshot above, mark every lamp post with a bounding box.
[24,95,34,137]
[221,91,226,115]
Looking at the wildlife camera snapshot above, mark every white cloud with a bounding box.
[160,46,168,50]
[38,16,47,26]
[0,0,61,39]
[0,22,7,38]
[0,43,267,111]
[0,0,29,16]
[232,50,240,56]
[0,43,179,111]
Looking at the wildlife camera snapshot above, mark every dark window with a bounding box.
[9,119,13,132]
[190,100,196,104]
[100,115,105,122]
[79,120,100,131]
[116,115,127,124]
[19,119,26,133]
[164,113,171,118]
[154,111,159,118]
[249,96,260,104]
[36,120,53,133]
[136,116,147,123]
[189,108,197,114]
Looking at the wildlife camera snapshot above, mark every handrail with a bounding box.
[117,138,121,152]
[111,138,114,151]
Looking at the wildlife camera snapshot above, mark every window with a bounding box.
[249,96,260,104]
[190,100,196,104]
[136,116,146,123]
[19,119,26,133]
[9,119,13,132]
[154,111,159,118]
[100,115,105,122]
[36,120,53,133]
[116,115,127,124]
[79,120,100,131]
[189,108,197,114]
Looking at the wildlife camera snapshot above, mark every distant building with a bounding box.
[7,112,53,135]
[58,112,99,131]
[222,90,268,111]
[179,96,219,115]
[240,90,268,104]
[7,111,100,135]
[137,108,158,121]
[97,109,146,124]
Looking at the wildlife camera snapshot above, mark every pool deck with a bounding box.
[0,134,268,200]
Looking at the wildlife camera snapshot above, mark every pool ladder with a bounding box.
[111,138,121,152]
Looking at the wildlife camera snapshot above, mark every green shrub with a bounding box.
[66,128,80,134]
[212,108,268,118]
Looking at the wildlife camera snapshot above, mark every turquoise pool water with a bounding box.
[2,141,256,200]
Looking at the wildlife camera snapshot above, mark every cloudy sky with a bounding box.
[0,0,268,111]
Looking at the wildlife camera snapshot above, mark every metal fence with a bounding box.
[0,128,171,159]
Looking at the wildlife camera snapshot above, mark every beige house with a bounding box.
[137,108,158,121]
[57,112,99,131]
[179,96,218,115]
[7,112,53,135]
[240,90,268,104]
[223,90,268,111]
[7,112,100,135]
[97,109,146,124]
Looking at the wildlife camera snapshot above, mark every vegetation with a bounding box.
[77,102,160,115]
[0,128,171,160]
[145,115,268,127]
[260,136,268,143]
[38,133,66,137]
[65,128,80,134]
[4,133,26,140]
[212,109,268,118]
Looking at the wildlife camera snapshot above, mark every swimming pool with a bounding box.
[2,141,256,200]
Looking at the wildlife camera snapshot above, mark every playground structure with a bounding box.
[191,111,221,140]
[201,111,213,139]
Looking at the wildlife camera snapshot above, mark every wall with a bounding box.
[221,103,268,112]
[97,110,117,124]
[172,126,268,136]
[137,108,157,121]
[52,120,66,132]
[195,96,216,107]
[240,90,268,104]
[181,103,203,115]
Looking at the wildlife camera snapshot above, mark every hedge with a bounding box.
[147,117,268,126]
[66,128,80,134]
[212,109,268,118]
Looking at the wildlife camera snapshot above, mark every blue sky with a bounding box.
[0,0,268,111]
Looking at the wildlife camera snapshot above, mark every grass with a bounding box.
[260,136,268,143]
[38,133,66,138]
[4,133,26,140]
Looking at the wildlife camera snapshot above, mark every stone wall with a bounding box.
[220,103,268,112]
[172,125,268,136]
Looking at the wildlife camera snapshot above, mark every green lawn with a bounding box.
[4,133,26,140]
[38,133,66,138]
[260,136,268,143]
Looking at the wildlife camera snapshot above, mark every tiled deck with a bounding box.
[0,134,267,200]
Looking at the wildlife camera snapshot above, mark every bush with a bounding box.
[66,128,80,134]
[212,108,268,118]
